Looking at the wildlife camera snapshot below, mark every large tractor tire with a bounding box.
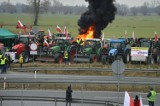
[90,55,97,63]
[55,53,63,63]
[99,49,108,62]
[123,53,130,64]
[101,55,107,64]
[21,52,29,63]
[68,46,76,63]
[157,55,160,64]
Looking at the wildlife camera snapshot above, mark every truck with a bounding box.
[73,38,108,63]
[101,39,131,64]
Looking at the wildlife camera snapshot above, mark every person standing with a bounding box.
[64,51,69,65]
[1,56,5,73]
[147,88,156,106]
[19,54,23,68]
[134,95,140,106]
[66,85,73,106]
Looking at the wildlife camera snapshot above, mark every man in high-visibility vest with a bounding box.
[147,88,156,106]
[1,56,5,73]
[64,51,69,65]
[0,53,2,73]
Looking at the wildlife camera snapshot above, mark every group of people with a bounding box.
[133,87,156,106]
[65,86,157,106]
[0,53,11,74]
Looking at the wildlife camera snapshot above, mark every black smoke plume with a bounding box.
[78,0,117,38]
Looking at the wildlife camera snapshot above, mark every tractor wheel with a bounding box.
[101,55,107,64]
[90,55,97,63]
[123,53,130,64]
[148,56,154,64]
[21,52,29,63]
[157,55,160,64]
[55,53,63,63]
[69,46,76,63]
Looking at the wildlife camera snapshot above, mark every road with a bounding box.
[0,90,159,106]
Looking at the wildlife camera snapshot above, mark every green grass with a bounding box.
[0,13,160,38]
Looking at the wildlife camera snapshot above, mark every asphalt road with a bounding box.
[0,90,159,106]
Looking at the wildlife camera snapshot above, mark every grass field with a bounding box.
[0,13,160,38]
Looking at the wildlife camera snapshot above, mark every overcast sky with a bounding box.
[0,0,158,7]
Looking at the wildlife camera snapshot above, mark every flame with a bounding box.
[77,25,94,41]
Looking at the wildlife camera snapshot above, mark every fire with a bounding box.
[77,25,94,41]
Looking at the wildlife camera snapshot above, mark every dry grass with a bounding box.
[3,62,160,92]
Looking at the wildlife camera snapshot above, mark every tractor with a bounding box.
[102,39,131,64]
[131,38,160,64]
[73,38,108,63]
[8,30,45,63]
[35,36,76,63]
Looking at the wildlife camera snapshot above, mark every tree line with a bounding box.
[0,0,160,26]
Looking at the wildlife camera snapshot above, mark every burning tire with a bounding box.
[55,53,63,63]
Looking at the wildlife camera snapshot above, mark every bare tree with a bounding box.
[28,0,41,26]
[130,7,138,16]
[155,5,160,15]
[41,0,51,13]
[140,2,148,15]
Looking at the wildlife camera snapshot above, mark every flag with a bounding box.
[48,29,52,39]
[154,32,158,42]
[17,20,24,28]
[18,31,21,39]
[64,26,68,39]
[44,39,49,47]
[124,91,134,106]
[56,25,62,33]
[101,32,104,41]
[132,32,135,41]
[16,20,27,33]
[140,95,143,106]
[28,32,31,42]
[125,30,128,42]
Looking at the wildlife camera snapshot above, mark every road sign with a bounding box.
[30,43,38,51]
[112,60,125,74]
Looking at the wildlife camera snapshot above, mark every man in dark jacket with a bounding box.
[66,85,73,106]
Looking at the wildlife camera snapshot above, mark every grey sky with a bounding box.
[0,0,158,7]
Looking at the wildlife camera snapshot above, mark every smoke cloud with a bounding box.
[78,0,117,38]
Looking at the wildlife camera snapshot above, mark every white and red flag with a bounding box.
[125,30,128,42]
[140,95,143,106]
[154,32,158,42]
[101,32,104,41]
[56,25,62,33]
[124,91,134,106]
[48,29,52,39]
[16,20,26,32]
[43,39,49,47]
[132,32,135,41]
[64,26,68,39]
[17,20,24,28]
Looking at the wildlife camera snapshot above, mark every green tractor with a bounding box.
[73,38,108,63]
[36,36,76,63]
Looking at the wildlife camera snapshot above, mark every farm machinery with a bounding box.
[6,30,45,63]
[73,38,108,63]
[36,36,76,63]
[130,38,160,64]
[102,39,131,64]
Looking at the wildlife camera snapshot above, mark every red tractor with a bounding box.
[10,30,45,63]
